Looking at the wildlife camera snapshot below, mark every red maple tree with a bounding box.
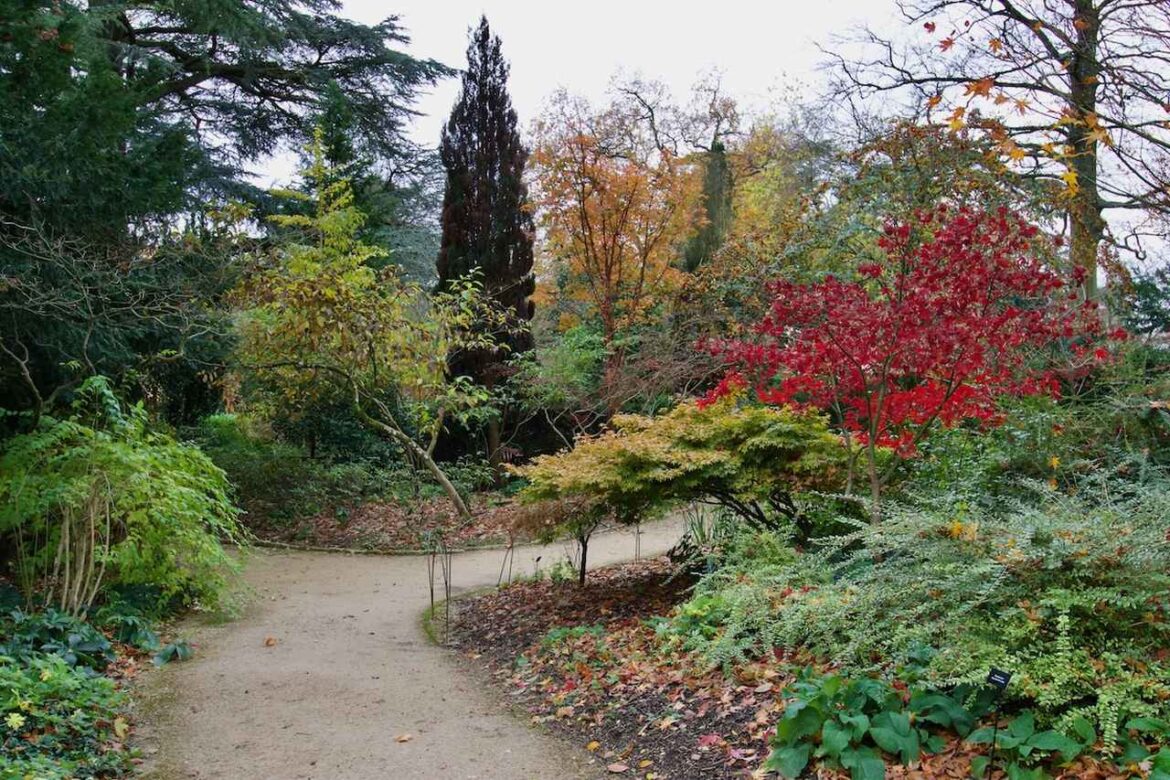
[703,206,1115,516]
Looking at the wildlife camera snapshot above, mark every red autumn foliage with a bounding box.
[702,206,1113,506]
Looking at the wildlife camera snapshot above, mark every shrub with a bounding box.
[762,667,1109,780]
[513,395,848,534]
[686,475,1170,746]
[193,413,324,520]
[0,609,114,672]
[0,653,130,778]
[195,413,497,523]
[0,377,244,614]
[764,668,981,779]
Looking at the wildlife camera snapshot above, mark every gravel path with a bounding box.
[135,520,684,780]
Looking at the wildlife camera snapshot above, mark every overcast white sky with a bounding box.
[259,0,894,184]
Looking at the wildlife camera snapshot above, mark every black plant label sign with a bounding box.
[986,668,1012,690]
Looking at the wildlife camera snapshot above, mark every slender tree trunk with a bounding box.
[353,405,472,520]
[486,416,504,485]
[867,443,882,523]
[577,532,589,585]
[1067,0,1104,302]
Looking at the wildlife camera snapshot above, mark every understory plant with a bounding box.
[514,394,849,534]
[0,376,244,615]
[686,474,1170,753]
[0,652,131,779]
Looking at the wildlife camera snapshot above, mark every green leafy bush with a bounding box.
[195,413,496,523]
[93,601,161,653]
[0,377,244,613]
[514,395,849,532]
[966,711,1092,778]
[0,653,130,778]
[652,593,730,650]
[193,413,327,520]
[762,667,1113,780]
[0,609,114,672]
[764,668,986,780]
[687,476,1170,747]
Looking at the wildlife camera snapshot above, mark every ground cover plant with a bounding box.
[2,2,1169,776]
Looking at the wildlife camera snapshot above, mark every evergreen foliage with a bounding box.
[0,0,448,417]
[437,16,536,368]
[686,476,1170,742]
[683,140,734,272]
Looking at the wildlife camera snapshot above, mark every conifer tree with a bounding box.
[683,140,734,272]
[437,16,535,470]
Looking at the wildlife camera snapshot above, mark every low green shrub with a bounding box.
[762,667,1129,780]
[685,476,1170,751]
[764,668,985,779]
[0,609,114,673]
[0,377,244,614]
[0,653,131,778]
[193,413,326,520]
[195,413,496,523]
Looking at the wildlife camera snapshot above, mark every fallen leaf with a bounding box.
[263,636,277,647]
[587,740,601,752]
[394,734,413,743]
[113,717,129,740]
[606,763,629,773]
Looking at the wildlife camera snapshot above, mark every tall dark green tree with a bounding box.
[302,81,444,284]
[683,140,734,272]
[437,16,535,471]
[0,0,449,419]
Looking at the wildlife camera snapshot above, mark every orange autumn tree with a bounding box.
[530,89,701,402]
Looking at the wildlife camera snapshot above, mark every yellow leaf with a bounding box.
[114,717,129,740]
[587,740,602,752]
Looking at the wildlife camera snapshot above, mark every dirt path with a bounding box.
[135,520,683,780]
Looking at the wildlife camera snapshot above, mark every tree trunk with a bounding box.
[486,415,504,485]
[867,443,882,523]
[1067,0,1104,302]
[577,532,589,585]
[353,405,472,520]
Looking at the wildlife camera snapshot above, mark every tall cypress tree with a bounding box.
[683,140,733,272]
[437,16,535,469]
